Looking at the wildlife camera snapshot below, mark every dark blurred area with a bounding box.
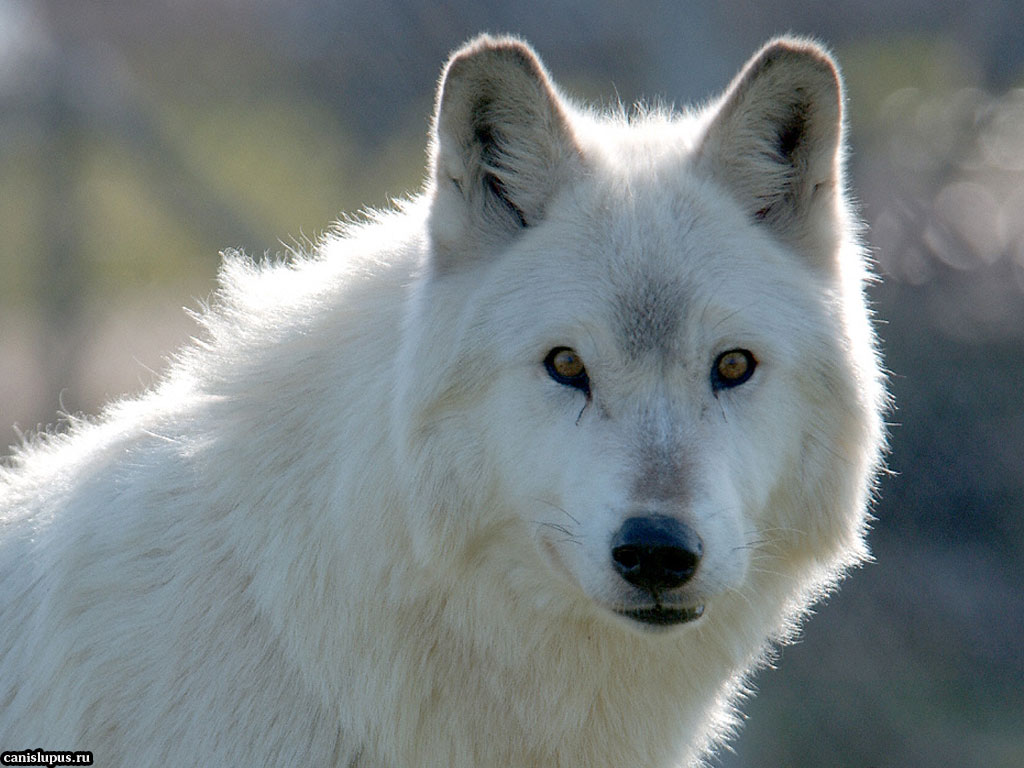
[1,1,1021,766]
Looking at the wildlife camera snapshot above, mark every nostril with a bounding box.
[611,545,642,571]
[660,545,701,578]
[611,515,703,592]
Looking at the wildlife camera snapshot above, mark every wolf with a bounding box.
[0,34,886,767]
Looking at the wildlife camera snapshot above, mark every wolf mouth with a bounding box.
[617,604,705,626]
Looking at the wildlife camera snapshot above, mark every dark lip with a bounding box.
[617,604,705,627]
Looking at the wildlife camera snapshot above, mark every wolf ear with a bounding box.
[428,35,583,266]
[697,38,845,261]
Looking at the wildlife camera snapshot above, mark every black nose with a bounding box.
[611,515,703,592]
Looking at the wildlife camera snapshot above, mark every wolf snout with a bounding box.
[610,515,703,592]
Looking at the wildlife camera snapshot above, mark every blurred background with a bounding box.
[1,1,1021,765]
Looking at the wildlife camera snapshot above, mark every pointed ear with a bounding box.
[697,38,846,261]
[428,35,583,267]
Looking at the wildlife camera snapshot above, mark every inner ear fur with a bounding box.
[429,35,583,261]
[697,37,846,258]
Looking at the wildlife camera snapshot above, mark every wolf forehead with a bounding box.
[611,270,686,358]
[547,193,760,364]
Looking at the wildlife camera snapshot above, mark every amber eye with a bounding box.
[712,349,756,391]
[544,347,590,395]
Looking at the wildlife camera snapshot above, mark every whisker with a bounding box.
[531,520,583,546]
[530,497,580,526]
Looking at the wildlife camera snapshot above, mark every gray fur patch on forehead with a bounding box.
[612,273,685,358]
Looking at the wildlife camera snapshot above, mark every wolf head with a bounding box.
[396,35,885,635]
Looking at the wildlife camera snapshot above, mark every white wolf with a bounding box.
[0,34,886,767]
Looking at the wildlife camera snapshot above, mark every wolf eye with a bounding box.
[712,349,756,390]
[544,347,590,395]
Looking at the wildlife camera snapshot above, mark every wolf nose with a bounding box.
[611,515,703,592]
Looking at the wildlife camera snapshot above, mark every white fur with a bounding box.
[0,35,886,767]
